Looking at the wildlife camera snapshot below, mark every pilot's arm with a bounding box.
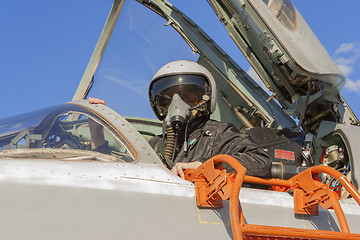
[171,161,202,178]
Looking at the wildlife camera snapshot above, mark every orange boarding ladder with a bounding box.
[185,154,360,240]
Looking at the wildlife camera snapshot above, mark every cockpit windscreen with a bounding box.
[0,104,135,162]
[87,0,198,119]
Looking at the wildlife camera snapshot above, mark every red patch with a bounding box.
[275,149,295,161]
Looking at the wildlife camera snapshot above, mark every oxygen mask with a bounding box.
[164,94,191,128]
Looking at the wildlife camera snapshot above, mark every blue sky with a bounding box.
[1,0,359,121]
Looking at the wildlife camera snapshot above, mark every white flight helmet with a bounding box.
[149,60,217,121]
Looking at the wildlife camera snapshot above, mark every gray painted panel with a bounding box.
[0,158,359,239]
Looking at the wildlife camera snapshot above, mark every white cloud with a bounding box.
[344,79,360,92]
[333,42,360,93]
[335,43,355,55]
[334,43,360,93]
[336,63,354,76]
[335,57,357,66]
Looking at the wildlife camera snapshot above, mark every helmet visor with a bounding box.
[150,74,208,119]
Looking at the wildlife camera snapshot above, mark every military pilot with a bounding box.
[89,60,271,178]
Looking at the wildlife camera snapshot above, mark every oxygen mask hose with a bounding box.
[164,126,175,159]
[163,126,176,168]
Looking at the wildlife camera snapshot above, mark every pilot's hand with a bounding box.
[171,161,202,178]
[88,97,106,106]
